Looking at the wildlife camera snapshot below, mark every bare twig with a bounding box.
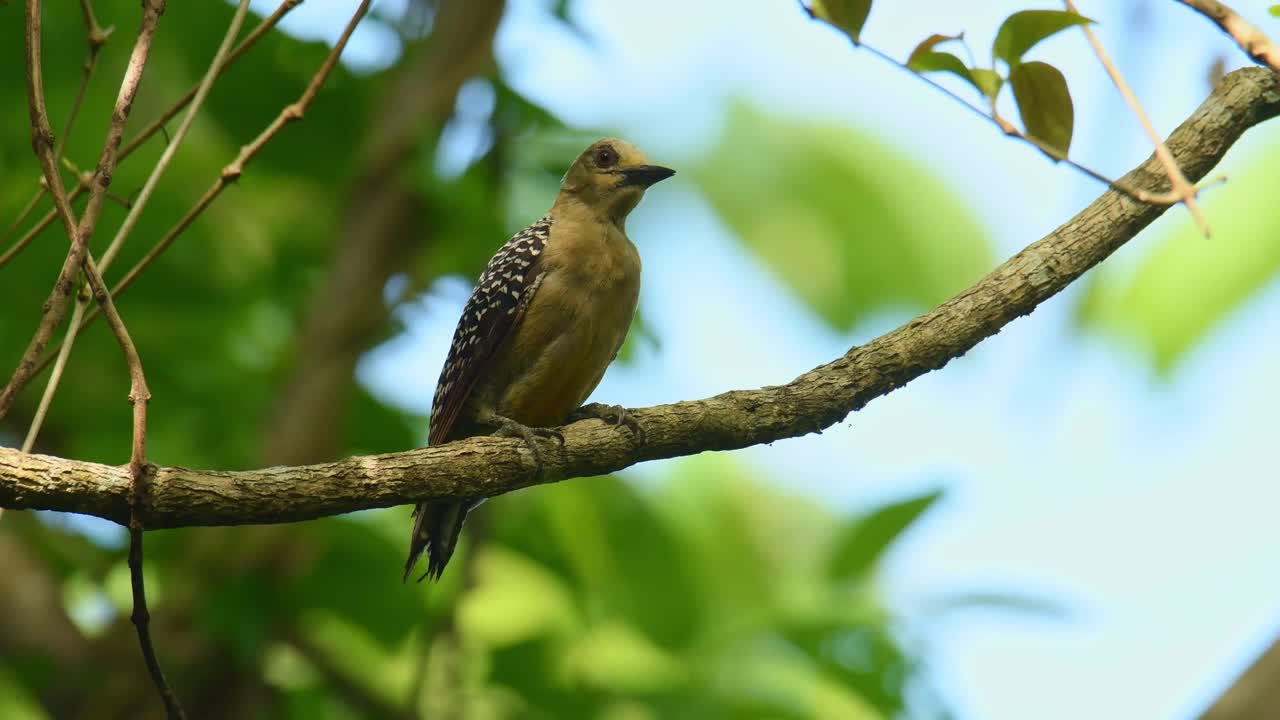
[1175,0,1280,73]
[119,0,306,161]
[21,287,88,453]
[0,0,303,280]
[101,0,252,271]
[127,0,373,273]
[1067,0,1211,236]
[21,0,247,458]
[60,156,131,208]
[58,0,112,164]
[79,251,177,719]
[33,0,373,373]
[24,0,252,466]
[0,0,108,271]
[1,0,163,422]
[0,189,47,262]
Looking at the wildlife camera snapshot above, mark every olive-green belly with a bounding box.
[489,266,638,427]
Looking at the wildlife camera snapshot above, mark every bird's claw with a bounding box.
[568,402,645,445]
[491,415,561,478]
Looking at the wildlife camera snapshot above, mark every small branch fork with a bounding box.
[1176,0,1280,74]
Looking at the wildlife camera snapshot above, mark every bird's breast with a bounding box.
[489,240,640,427]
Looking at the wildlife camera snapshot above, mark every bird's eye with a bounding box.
[594,146,618,168]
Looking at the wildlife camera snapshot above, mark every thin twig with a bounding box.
[79,250,176,718]
[61,156,132,209]
[0,189,47,258]
[0,0,107,270]
[853,43,1170,205]
[21,287,88,453]
[1175,0,1280,73]
[119,0,306,161]
[35,0,373,372]
[0,0,303,278]
[0,0,164,422]
[1067,0,1210,237]
[121,0,373,283]
[24,0,254,459]
[57,0,112,165]
[794,2,1224,209]
[101,0,252,271]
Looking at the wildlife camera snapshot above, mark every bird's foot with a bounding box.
[486,413,563,478]
[567,402,645,445]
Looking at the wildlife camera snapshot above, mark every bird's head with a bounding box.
[560,138,674,223]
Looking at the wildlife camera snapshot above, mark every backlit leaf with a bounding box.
[808,0,873,44]
[992,9,1092,66]
[1009,60,1074,158]
[828,488,943,582]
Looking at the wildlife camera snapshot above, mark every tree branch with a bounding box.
[1175,0,1280,74]
[2,67,1278,529]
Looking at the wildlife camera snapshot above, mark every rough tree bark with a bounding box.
[4,67,1278,529]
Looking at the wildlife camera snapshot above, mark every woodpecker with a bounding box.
[404,138,674,582]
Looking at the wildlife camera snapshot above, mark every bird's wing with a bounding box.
[427,215,552,446]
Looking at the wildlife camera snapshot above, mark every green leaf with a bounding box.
[1271,5,1280,17]
[908,49,972,81]
[992,9,1092,66]
[1009,60,1075,158]
[906,32,963,63]
[693,105,991,331]
[560,621,687,693]
[808,0,873,44]
[1076,144,1280,370]
[457,547,578,647]
[828,488,944,581]
[970,68,1005,100]
[907,34,985,96]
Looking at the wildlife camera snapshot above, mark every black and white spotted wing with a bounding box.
[427,215,551,446]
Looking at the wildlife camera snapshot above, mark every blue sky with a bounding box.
[266,0,1280,717]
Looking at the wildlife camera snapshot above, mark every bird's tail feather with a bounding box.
[404,499,477,582]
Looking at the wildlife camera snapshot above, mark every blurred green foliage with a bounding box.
[694,106,991,331]
[1078,143,1280,371]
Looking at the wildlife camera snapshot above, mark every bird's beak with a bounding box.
[620,164,676,188]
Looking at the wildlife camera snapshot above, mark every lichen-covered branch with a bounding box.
[2,67,1279,530]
